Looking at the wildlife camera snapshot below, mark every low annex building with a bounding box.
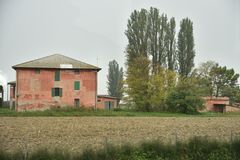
[203,97,230,113]
[97,95,118,110]
[10,54,101,111]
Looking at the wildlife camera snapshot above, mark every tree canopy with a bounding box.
[177,18,195,77]
[107,60,124,103]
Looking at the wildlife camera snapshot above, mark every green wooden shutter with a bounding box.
[59,88,62,97]
[51,88,55,97]
[55,70,60,81]
[74,81,80,90]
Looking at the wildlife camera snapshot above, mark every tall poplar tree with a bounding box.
[125,8,197,110]
[165,17,176,70]
[107,60,123,104]
[177,18,195,77]
[158,14,168,67]
[148,7,160,72]
[125,9,150,110]
[125,9,149,65]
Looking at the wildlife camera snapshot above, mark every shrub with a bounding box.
[1,137,240,160]
[166,78,205,114]
[113,108,123,112]
[29,148,70,160]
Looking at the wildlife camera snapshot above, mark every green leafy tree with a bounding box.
[148,7,160,72]
[126,56,150,111]
[125,8,196,112]
[210,65,239,97]
[125,9,149,66]
[194,61,240,103]
[177,18,195,77]
[165,17,176,70]
[148,7,170,72]
[125,9,150,110]
[148,67,176,110]
[193,61,218,96]
[107,60,124,104]
[157,13,168,67]
[166,77,204,114]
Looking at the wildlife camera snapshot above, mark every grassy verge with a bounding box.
[1,137,240,160]
[0,107,240,117]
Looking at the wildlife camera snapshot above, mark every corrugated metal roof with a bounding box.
[12,54,101,71]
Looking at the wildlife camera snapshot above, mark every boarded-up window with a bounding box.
[55,70,60,81]
[52,88,62,97]
[74,81,80,90]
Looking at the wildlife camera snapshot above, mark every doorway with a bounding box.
[104,101,113,110]
[74,99,80,108]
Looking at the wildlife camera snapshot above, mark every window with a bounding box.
[55,70,60,81]
[35,69,40,74]
[52,88,62,97]
[74,99,80,107]
[74,70,80,74]
[74,81,80,90]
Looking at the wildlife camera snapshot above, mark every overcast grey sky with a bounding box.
[0,0,239,100]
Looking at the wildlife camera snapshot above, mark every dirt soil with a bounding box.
[0,117,240,153]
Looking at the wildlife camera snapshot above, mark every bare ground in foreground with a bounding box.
[0,117,240,153]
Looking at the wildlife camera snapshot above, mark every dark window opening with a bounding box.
[74,99,80,107]
[74,70,80,74]
[52,88,62,97]
[213,104,225,113]
[35,69,40,74]
[55,70,60,81]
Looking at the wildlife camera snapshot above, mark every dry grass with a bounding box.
[0,117,240,154]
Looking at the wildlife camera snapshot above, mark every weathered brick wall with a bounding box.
[10,85,15,99]
[226,106,240,112]
[97,97,117,109]
[16,69,97,111]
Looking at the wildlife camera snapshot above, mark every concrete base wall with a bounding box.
[226,106,240,112]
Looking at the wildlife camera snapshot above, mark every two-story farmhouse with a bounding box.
[10,54,101,111]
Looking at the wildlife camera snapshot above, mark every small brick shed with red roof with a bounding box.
[203,96,230,113]
[97,95,118,110]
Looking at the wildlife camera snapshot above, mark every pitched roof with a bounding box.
[97,95,118,99]
[7,81,16,85]
[12,54,101,71]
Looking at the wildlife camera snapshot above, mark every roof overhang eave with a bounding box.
[12,66,102,71]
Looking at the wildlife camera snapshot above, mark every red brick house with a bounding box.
[11,54,101,111]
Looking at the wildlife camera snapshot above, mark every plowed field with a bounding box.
[0,117,240,153]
